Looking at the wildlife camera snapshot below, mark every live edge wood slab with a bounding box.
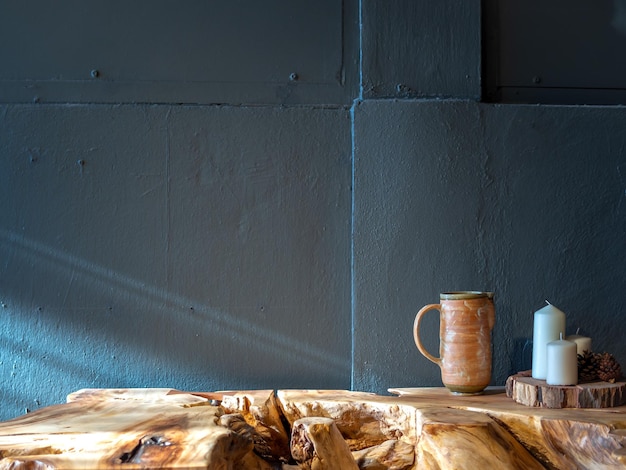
[506,370,626,409]
[0,387,625,469]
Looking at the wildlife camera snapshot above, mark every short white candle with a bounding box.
[546,333,578,385]
[532,301,566,380]
[565,330,592,355]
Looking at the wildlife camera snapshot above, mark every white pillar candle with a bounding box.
[532,301,566,380]
[565,330,592,355]
[546,333,578,386]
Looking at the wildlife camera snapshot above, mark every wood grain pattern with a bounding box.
[279,389,539,469]
[506,370,626,408]
[220,389,291,463]
[388,387,626,469]
[0,389,254,469]
[0,387,625,469]
[291,417,359,469]
[351,439,414,470]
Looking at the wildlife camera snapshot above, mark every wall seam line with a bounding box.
[350,0,363,391]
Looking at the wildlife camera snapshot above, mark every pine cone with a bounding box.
[577,350,598,382]
[596,352,622,383]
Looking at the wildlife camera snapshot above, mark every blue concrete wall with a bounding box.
[352,100,626,392]
[0,105,352,419]
[1,1,626,421]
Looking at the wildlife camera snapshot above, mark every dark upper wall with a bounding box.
[0,0,359,105]
[483,0,626,104]
[361,1,480,99]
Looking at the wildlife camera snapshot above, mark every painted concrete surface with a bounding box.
[3,99,625,420]
[2,0,626,423]
[0,104,352,420]
[353,99,626,393]
[361,1,480,100]
[0,0,358,106]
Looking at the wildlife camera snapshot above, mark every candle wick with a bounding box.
[560,332,563,340]
[545,300,552,305]
[576,327,580,335]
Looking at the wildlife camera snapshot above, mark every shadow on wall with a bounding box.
[0,228,350,420]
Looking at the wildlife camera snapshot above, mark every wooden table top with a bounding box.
[0,387,623,469]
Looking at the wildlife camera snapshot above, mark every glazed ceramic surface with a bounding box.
[414,292,495,394]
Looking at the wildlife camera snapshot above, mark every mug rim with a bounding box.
[440,291,494,300]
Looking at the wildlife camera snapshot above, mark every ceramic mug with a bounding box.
[413,291,495,394]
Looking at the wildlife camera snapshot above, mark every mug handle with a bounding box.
[413,304,442,366]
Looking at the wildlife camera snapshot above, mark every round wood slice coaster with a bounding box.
[506,371,626,408]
